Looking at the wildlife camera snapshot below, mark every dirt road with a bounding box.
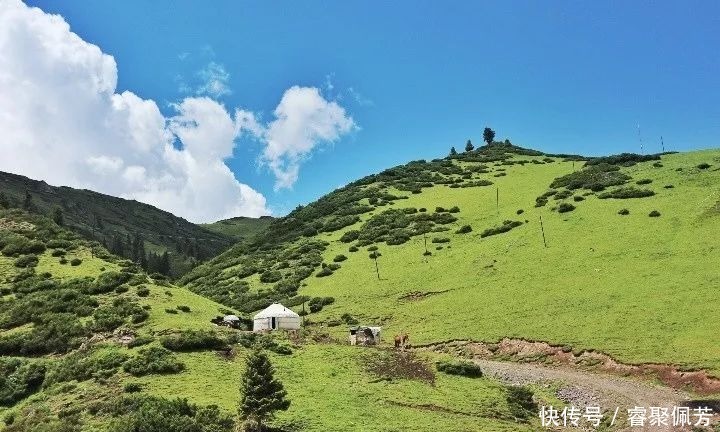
[476,359,698,431]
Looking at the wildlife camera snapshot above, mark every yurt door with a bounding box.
[271,317,276,329]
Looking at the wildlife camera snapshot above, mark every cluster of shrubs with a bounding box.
[160,330,226,352]
[557,203,576,213]
[230,332,292,355]
[598,187,655,199]
[550,163,630,192]
[584,153,660,167]
[92,297,148,332]
[480,220,523,238]
[308,296,335,313]
[0,358,46,406]
[435,360,483,377]
[123,346,185,376]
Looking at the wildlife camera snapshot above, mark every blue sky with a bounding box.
[15,1,720,217]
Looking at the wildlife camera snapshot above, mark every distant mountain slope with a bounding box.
[0,171,236,276]
[201,215,274,241]
[181,142,720,376]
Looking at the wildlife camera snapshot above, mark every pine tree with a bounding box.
[0,192,9,209]
[158,251,170,276]
[239,349,290,429]
[464,139,474,152]
[449,146,457,156]
[483,127,496,145]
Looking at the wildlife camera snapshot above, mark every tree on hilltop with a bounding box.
[483,128,496,145]
[465,140,474,152]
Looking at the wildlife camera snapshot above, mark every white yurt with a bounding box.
[253,303,301,332]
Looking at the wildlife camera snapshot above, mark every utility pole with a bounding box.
[496,187,499,210]
[661,136,665,153]
[423,232,428,255]
[539,215,548,248]
[373,253,380,280]
[637,122,643,154]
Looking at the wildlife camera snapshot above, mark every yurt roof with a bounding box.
[253,303,300,319]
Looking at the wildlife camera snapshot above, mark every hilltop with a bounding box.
[182,142,720,377]
[201,216,274,241]
[0,171,237,277]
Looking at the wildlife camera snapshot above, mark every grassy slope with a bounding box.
[212,149,720,375]
[1,211,543,432]
[201,216,274,241]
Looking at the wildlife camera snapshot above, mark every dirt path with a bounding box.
[476,359,694,431]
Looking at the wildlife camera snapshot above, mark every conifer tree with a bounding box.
[449,146,457,156]
[239,349,290,430]
[465,139,474,152]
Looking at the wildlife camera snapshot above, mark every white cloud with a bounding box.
[195,61,231,98]
[245,86,357,190]
[0,0,268,222]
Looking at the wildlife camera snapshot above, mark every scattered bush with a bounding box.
[480,220,523,238]
[697,163,711,170]
[315,267,333,278]
[127,335,154,348]
[136,286,150,297]
[448,206,460,213]
[557,203,576,213]
[59,258,68,265]
[165,309,178,314]
[51,249,66,257]
[123,346,185,376]
[664,184,674,189]
[333,254,347,262]
[649,210,661,217]
[618,208,630,215]
[70,258,82,266]
[160,330,226,352]
[340,313,358,325]
[259,270,282,284]
[455,225,472,234]
[14,254,38,268]
[348,246,358,252]
[598,187,655,199]
[431,237,450,243]
[124,383,142,393]
[636,178,653,185]
[516,209,524,215]
[554,189,572,200]
[340,230,360,243]
[436,360,483,377]
[573,196,585,202]
[177,305,191,313]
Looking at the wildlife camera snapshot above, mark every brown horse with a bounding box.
[394,333,409,349]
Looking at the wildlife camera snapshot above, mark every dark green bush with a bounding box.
[316,267,333,278]
[436,360,483,377]
[123,347,185,376]
[177,305,191,313]
[480,220,523,238]
[59,258,68,264]
[557,203,576,213]
[124,383,142,393]
[573,195,585,202]
[127,335,154,348]
[44,349,127,386]
[70,258,82,266]
[598,187,655,199]
[14,255,38,268]
[516,209,524,214]
[333,254,347,262]
[456,225,472,234]
[0,358,46,406]
[618,208,630,215]
[348,246,358,252]
[165,308,178,314]
[160,330,225,352]
[554,190,572,200]
[649,210,661,217]
[697,163,711,169]
[636,178,653,185]
[1,237,45,257]
[340,230,360,243]
[448,206,460,213]
[137,286,150,297]
[259,270,282,284]
[51,249,66,257]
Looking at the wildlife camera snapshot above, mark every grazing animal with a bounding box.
[394,333,410,349]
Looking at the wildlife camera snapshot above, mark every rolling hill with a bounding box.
[0,171,237,277]
[182,142,720,377]
[0,208,549,431]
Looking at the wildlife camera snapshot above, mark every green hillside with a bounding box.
[0,208,551,431]
[182,143,720,376]
[0,171,236,277]
[201,216,275,241]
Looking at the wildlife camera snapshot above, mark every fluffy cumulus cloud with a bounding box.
[249,86,357,190]
[0,0,268,222]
